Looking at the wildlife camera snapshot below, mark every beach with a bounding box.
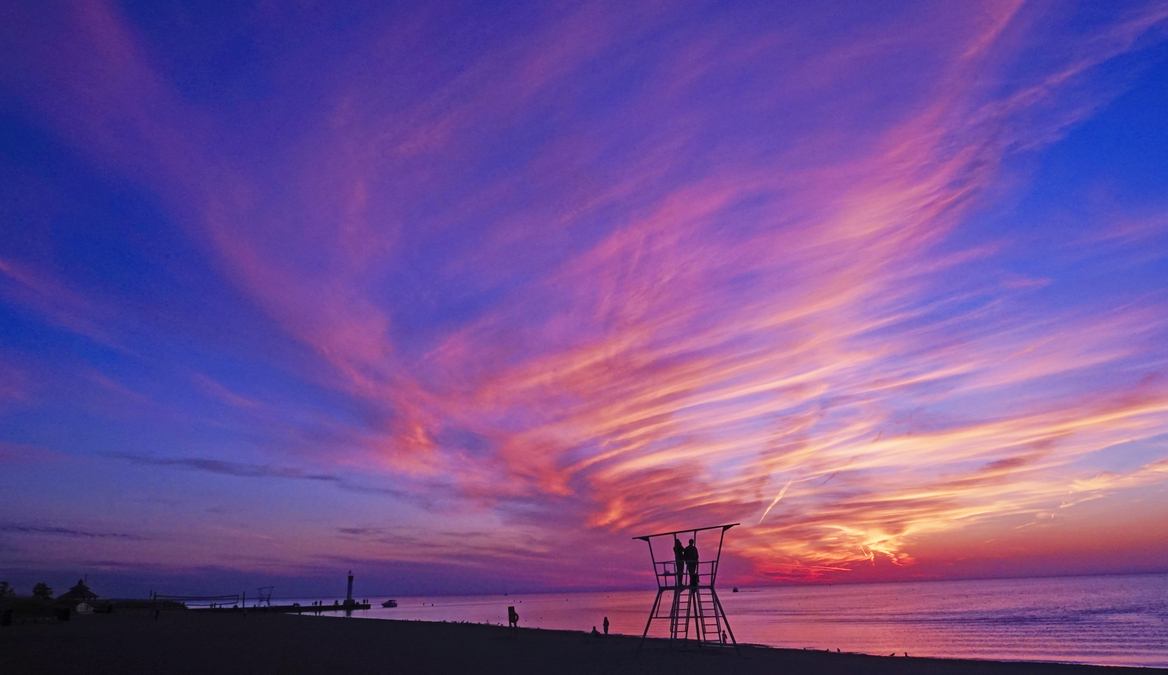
[3,610,1161,675]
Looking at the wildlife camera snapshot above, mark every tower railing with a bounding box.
[650,559,721,589]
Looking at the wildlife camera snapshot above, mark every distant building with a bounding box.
[57,579,98,606]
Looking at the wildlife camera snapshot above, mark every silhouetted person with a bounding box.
[673,537,685,587]
[603,616,609,635]
[591,626,600,637]
[683,538,699,586]
[508,605,519,637]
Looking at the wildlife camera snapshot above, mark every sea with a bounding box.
[286,573,1168,668]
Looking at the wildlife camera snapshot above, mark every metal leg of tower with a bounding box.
[692,587,704,646]
[669,588,680,641]
[639,588,664,649]
[710,587,740,657]
[685,588,694,642]
[671,588,691,644]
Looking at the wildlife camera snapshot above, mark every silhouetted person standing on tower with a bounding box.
[683,538,699,586]
[673,537,686,587]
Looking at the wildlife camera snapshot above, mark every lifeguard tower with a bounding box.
[633,523,739,652]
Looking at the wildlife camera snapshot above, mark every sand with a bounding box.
[1,609,1159,674]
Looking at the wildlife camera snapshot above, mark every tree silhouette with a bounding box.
[32,582,53,600]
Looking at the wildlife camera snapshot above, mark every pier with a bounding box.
[160,571,372,615]
[195,602,372,614]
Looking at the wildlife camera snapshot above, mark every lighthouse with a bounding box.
[346,570,354,605]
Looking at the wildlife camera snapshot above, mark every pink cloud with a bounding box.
[0,258,122,348]
[0,441,65,465]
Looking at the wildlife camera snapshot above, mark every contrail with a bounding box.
[758,478,794,524]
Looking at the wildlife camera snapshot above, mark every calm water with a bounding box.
[288,573,1168,668]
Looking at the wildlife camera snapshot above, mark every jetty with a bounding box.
[195,602,371,614]
[157,571,371,615]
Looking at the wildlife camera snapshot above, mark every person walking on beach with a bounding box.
[683,538,699,586]
[603,616,609,635]
[508,605,519,637]
[673,537,685,587]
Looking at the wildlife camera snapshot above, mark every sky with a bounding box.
[2,0,1168,599]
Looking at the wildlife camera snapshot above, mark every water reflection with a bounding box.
[287,573,1168,667]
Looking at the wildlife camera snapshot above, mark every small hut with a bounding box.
[57,579,98,610]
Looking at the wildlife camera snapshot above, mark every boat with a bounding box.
[381,599,397,608]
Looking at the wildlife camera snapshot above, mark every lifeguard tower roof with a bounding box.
[632,523,738,541]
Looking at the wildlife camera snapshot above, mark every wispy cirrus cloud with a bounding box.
[0,356,34,405]
[0,258,123,349]
[1,0,1167,588]
[0,441,66,465]
[106,452,412,500]
[0,523,149,541]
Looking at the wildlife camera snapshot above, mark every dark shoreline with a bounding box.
[3,610,1162,674]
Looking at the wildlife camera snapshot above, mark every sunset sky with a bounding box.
[2,0,1168,598]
